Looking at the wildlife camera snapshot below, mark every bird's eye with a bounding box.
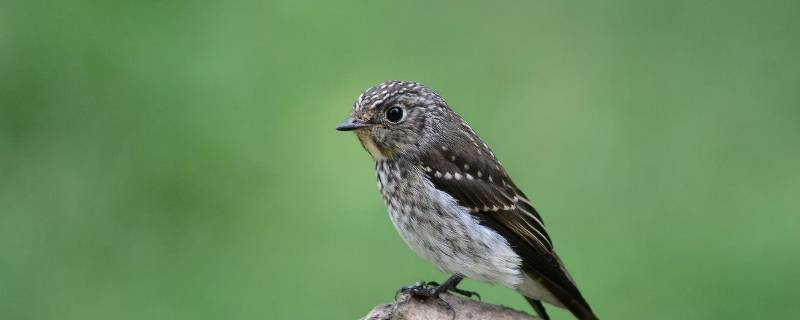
[385,106,404,123]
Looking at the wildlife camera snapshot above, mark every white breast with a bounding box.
[379,166,524,289]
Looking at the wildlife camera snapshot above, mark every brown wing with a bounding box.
[419,143,552,253]
[418,130,597,320]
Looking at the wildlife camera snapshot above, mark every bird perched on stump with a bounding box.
[336,80,598,320]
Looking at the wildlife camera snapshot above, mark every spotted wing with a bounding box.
[418,134,596,320]
[418,143,552,253]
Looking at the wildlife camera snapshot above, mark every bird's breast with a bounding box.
[375,160,523,288]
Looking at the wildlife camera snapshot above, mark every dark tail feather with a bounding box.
[551,286,599,320]
[569,306,599,320]
[524,297,550,320]
[530,271,599,320]
[550,289,599,320]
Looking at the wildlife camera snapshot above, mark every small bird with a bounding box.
[336,80,598,320]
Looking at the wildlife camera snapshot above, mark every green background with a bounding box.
[2,1,799,319]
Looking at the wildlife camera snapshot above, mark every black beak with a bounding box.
[336,117,373,131]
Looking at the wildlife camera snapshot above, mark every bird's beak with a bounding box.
[336,117,373,131]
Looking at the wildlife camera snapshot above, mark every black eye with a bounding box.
[386,106,404,123]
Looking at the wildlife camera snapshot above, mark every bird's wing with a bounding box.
[419,144,553,253]
[418,136,597,320]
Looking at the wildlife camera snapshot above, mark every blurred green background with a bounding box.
[2,1,799,319]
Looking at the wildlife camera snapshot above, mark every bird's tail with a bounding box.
[521,271,599,320]
[541,281,599,320]
[524,295,598,320]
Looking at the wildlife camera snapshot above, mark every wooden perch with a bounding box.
[361,290,540,320]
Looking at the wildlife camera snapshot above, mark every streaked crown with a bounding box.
[352,80,445,113]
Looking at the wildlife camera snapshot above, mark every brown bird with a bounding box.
[337,81,598,320]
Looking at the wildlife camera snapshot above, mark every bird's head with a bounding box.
[336,80,451,160]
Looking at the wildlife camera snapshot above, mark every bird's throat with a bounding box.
[356,131,390,160]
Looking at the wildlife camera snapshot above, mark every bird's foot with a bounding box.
[395,281,438,299]
[396,281,456,319]
[395,275,481,301]
[427,281,481,300]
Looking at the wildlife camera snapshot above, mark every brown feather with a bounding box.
[419,141,597,320]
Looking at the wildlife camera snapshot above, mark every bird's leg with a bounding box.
[430,275,481,300]
[396,280,457,320]
[398,275,481,300]
[395,281,427,299]
[525,297,551,320]
[396,281,437,298]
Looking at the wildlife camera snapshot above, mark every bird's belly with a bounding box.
[381,177,523,288]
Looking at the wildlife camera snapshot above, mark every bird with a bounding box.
[336,80,598,320]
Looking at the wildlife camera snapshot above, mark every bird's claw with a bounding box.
[395,282,455,320]
[450,287,481,300]
[395,280,481,300]
[396,281,438,299]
